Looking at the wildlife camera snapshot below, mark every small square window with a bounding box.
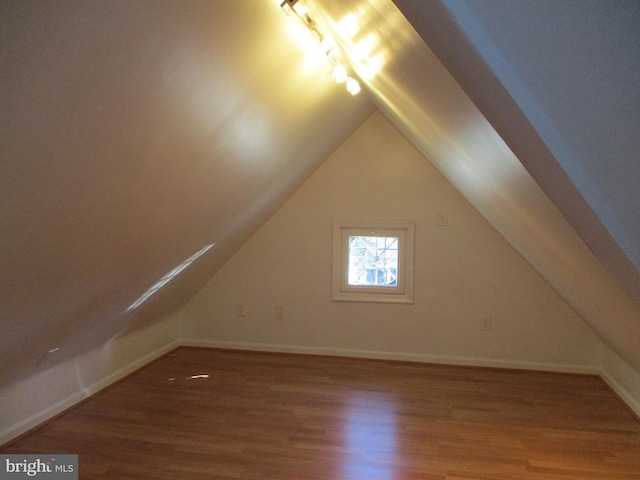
[347,235,398,287]
[332,221,414,303]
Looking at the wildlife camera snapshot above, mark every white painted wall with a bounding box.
[181,112,602,372]
[0,313,180,445]
[601,344,640,416]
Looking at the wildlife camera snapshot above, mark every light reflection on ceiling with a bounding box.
[126,244,214,312]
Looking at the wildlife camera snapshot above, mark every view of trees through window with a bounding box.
[347,236,398,287]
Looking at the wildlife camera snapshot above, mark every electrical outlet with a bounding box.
[276,306,285,319]
[481,317,491,331]
[235,303,245,317]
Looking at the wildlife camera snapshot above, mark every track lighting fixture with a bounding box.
[280,0,361,96]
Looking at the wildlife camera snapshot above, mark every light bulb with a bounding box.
[292,1,308,17]
[346,77,361,95]
[333,65,347,83]
[280,0,308,17]
[320,36,337,54]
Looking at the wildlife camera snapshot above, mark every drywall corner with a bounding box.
[0,314,180,446]
[600,343,640,418]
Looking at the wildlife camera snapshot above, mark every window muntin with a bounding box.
[333,221,414,303]
[347,235,398,287]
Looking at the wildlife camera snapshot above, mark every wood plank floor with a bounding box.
[3,347,640,479]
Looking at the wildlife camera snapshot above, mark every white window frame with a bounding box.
[332,220,415,304]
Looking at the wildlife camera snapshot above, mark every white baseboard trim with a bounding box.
[0,340,179,446]
[180,339,601,375]
[4,338,636,447]
[598,368,640,418]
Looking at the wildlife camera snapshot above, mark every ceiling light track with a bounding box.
[280,0,361,95]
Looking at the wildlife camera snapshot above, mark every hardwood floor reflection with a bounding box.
[3,347,640,479]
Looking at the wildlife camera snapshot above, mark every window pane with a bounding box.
[348,236,399,287]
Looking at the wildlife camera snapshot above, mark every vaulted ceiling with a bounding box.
[1,0,638,387]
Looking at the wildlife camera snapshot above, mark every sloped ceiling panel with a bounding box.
[0,0,374,387]
[389,0,640,369]
[393,0,640,309]
[310,0,640,370]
